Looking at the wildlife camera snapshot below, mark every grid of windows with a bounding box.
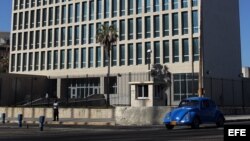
[11,0,200,72]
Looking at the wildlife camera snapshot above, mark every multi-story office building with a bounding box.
[10,0,242,106]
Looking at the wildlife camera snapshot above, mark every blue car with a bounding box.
[163,97,225,129]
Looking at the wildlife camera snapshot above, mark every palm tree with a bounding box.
[96,24,118,106]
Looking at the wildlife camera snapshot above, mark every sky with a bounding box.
[0,0,249,67]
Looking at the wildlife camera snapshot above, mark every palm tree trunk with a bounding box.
[106,46,111,107]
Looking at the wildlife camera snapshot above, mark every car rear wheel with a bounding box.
[165,124,174,130]
[216,116,224,127]
[191,117,200,129]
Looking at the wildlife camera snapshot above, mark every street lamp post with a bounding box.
[147,49,152,81]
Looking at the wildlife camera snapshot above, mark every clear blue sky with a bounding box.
[0,0,249,67]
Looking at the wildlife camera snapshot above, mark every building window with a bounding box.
[192,10,199,34]
[105,0,110,18]
[182,12,188,34]
[75,26,80,45]
[30,10,34,28]
[192,0,198,7]
[23,53,27,71]
[48,7,53,26]
[35,30,40,49]
[29,53,33,71]
[68,26,72,46]
[41,30,46,48]
[48,29,52,47]
[173,40,179,63]
[193,38,199,61]
[154,0,159,12]
[20,0,24,9]
[89,24,94,44]
[68,4,73,23]
[128,0,133,15]
[97,0,102,19]
[11,54,15,72]
[112,0,117,17]
[136,43,142,65]
[136,0,142,14]
[61,27,66,46]
[29,31,34,49]
[23,32,28,50]
[145,16,151,38]
[173,73,198,101]
[81,25,86,44]
[172,0,178,9]
[154,41,160,64]
[41,51,45,70]
[31,0,35,7]
[182,39,189,62]
[42,8,47,26]
[18,33,22,50]
[43,0,47,5]
[60,50,65,69]
[163,0,169,10]
[14,0,18,10]
[19,12,23,29]
[173,13,179,35]
[128,44,133,65]
[37,0,41,6]
[104,48,108,67]
[163,40,169,63]
[61,5,66,24]
[53,51,58,70]
[13,13,17,30]
[128,19,133,40]
[67,49,72,69]
[136,18,142,39]
[82,2,87,21]
[36,9,41,27]
[120,20,125,40]
[119,44,125,66]
[47,51,51,70]
[145,0,150,13]
[89,47,94,68]
[74,49,79,68]
[145,42,151,64]
[17,54,21,72]
[137,85,148,99]
[12,34,16,51]
[182,0,188,8]
[112,20,117,30]
[96,47,101,67]
[120,0,125,16]
[163,14,169,36]
[154,16,160,37]
[75,3,80,22]
[54,28,59,47]
[89,1,94,20]
[24,11,29,29]
[111,45,117,66]
[81,48,86,68]
[55,6,60,25]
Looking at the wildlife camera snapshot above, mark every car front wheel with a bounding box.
[191,117,200,129]
[165,124,174,130]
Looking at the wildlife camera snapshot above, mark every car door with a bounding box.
[199,100,213,122]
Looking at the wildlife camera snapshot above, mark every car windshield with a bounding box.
[179,100,199,107]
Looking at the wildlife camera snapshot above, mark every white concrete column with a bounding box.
[57,78,61,98]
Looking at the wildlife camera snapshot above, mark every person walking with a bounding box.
[53,99,59,121]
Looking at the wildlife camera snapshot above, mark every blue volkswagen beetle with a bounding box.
[163,97,225,129]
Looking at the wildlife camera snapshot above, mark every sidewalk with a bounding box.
[2,115,250,126]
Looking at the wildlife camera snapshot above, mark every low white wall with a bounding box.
[0,107,114,119]
[115,106,172,126]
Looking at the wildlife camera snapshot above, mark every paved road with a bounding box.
[0,121,249,141]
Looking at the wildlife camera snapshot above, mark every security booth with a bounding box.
[129,81,168,107]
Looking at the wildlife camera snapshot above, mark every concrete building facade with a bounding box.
[9,0,242,106]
